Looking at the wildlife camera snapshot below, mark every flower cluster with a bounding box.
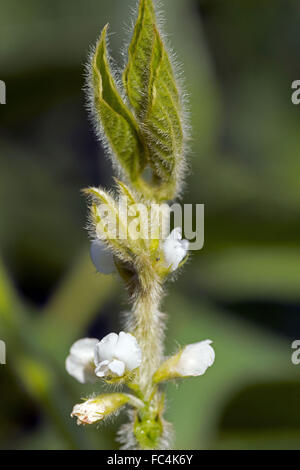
[90,227,189,276]
[85,182,190,279]
[66,331,215,426]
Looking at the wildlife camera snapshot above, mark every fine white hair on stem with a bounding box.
[117,410,173,450]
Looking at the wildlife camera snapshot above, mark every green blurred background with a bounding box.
[1,0,300,450]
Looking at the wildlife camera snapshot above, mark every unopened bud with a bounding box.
[71,393,130,425]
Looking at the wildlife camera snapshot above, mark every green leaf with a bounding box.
[123,0,156,118]
[123,0,185,199]
[91,25,147,182]
[145,27,183,183]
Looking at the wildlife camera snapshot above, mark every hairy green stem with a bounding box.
[132,263,165,399]
[126,259,167,449]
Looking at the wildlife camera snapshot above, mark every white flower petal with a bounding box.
[114,332,142,371]
[70,338,98,362]
[108,359,126,377]
[94,331,142,378]
[90,240,116,275]
[163,228,189,272]
[66,355,87,384]
[176,340,215,377]
[66,338,98,384]
[180,239,189,251]
[95,333,118,363]
[95,360,110,377]
[169,227,182,240]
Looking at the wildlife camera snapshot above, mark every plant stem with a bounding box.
[122,258,168,449]
[132,262,165,400]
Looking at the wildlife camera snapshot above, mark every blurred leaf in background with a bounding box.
[0,0,300,450]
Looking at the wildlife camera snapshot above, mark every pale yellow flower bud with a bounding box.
[71,393,130,426]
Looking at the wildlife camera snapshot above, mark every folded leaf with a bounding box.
[143,27,184,190]
[123,0,156,119]
[123,0,185,200]
[91,25,147,182]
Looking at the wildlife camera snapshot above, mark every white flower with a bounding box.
[90,240,116,275]
[176,340,215,377]
[163,227,189,272]
[94,332,142,378]
[65,338,98,384]
[71,398,105,425]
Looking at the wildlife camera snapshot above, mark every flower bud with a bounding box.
[71,393,130,425]
[94,332,142,378]
[163,228,189,272]
[153,340,215,383]
[65,338,99,384]
[90,240,116,275]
